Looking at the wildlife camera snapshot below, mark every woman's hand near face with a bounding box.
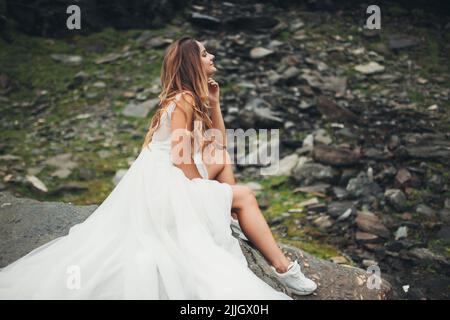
[208,77,220,107]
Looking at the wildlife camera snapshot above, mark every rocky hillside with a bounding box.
[0,191,392,299]
[0,1,449,299]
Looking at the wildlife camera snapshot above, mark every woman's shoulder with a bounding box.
[178,90,195,101]
[175,90,195,106]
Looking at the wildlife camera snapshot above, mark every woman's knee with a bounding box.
[231,185,256,208]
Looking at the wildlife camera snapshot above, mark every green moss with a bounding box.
[254,175,342,260]
[277,237,342,260]
[428,239,450,259]
[408,90,426,104]
[277,30,291,42]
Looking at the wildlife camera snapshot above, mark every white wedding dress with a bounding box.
[0,93,293,300]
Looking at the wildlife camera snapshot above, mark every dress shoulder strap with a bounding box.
[166,91,193,118]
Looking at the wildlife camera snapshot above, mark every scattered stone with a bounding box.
[299,197,320,207]
[78,168,96,181]
[50,184,87,196]
[316,96,359,123]
[384,189,407,211]
[281,66,301,81]
[327,201,356,219]
[395,226,408,240]
[395,168,412,186]
[415,204,436,218]
[122,98,159,118]
[50,54,82,66]
[354,61,385,75]
[408,248,447,265]
[427,104,438,111]
[25,175,48,193]
[277,154,299,176]
[346,172,382,199]
[356,231,380,243]
[330,256,347,264]
[97,150,112,159]
[142,36,172,49]
[250,47,274,59]
[43,154,78,179]
[190,12,221,29]
[302,134,314,152]
[293,162,338,186]
[388,34,419,50]
[306,203,327,213]
[239,98,283,128]
[95,53,122,64]
[362,259,378,268]
[356,211,390,238]
[0,154,21,161]
[293,184,330,196]
[313,129,332,145]
[313,145,360,166]
[337,208,353,222]
[313,215,333,229]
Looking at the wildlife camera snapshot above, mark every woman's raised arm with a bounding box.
[170,93,203,180]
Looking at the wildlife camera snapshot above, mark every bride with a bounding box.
[0,36,317,299]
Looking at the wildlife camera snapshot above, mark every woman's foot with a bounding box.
[271,260,317,296]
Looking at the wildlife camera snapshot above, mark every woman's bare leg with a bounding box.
[204,147,292,273]
[231,185,292,273]
[205,147,238,219]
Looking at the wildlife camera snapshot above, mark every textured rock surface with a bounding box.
[0,191,392,299]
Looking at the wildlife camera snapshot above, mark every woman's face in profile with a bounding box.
[196,41,216,77]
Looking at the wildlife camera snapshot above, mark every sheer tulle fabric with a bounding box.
[0,95,292,300]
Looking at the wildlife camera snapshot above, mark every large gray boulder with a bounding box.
[0,191,392,299]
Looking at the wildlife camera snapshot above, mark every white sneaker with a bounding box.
[271,260,317,296]
[230,217,249,241]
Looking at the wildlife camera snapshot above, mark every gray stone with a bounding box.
[277,154,299,176]
[388,34,419,50]
[281,66,301,80]
[43,153,78,179]
[314,129,332,145]
[346,172,382,199]
[293,162,338,186]
[313,215,333,229]
[395,168,412,186]
[250,47,274,59]
[190,12,221,29]
[355,211,390,238]
[239,98,283,128]
[394,226,408,240]
[123,98,159,118]
[415,204,436,218]
[25,175,48,193]
[356,231,380,243]
[316,97,359,123]
[50,54,83,66]
[293,184,331,195]
[313,145,360,166]
[384,189,407,211]
[408,248,447,265]
[95,52,122,64]
[327,201,357,219]
[354,62,385,75]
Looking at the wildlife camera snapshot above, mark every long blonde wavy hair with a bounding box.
[141,36,215,155]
